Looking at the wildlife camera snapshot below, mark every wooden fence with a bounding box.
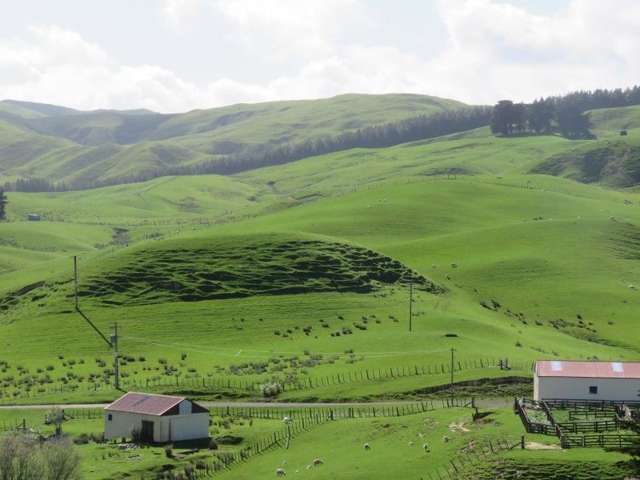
[209,398,473,422]
[561,433,637,449]
[137,397,476,479]
[1,356,534,403]
[516,397,640,451]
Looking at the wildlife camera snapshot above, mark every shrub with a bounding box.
[131,427,144,444]
[73,433,90,445]
[261,382,282,398]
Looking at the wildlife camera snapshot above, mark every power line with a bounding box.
[73,256,120,390]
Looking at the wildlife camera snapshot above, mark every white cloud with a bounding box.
[430,0,640,103]
[212,0,363,60]
[1,1,640,112]
[162,0,202,28]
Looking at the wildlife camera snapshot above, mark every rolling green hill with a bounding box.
[0,94,464,187]
[3,101,640,408]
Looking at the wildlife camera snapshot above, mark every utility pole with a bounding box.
[73,256,79,310]
[450,348,455,392]
[112,323,120,390]
[408,282,413,333]
[73,256,120,389]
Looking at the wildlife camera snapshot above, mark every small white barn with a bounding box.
[534,360,640,402]
[104,392,209,443]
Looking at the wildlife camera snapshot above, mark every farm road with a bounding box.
[0,397,511,410]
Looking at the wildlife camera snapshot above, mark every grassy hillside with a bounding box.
[3,104,640,405]
[1,174,638,403]
[0,94,464,186]
[4,104,640,480]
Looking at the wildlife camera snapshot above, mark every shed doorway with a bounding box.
[141,420,154,443]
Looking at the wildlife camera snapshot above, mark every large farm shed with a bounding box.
[104,392,209,443]
[534,360,640,402]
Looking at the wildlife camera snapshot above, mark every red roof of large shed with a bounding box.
[105,392,186,416]
[536,361,640,379]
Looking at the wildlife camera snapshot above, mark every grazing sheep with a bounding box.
[422,443,430,453]
[313,458,324,466]
[276,468,286,477]
[364,443,371,450]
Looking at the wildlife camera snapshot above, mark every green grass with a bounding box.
[0,94,463,186]
[1,405,635,479]
[1,105,640,402]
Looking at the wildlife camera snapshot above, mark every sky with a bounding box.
[0,0,638,113]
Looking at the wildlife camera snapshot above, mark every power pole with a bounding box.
[73,256,120,389]
[112,323,120,390]
[450,348,455,392]
[73,256,79,310]
[408,282,413,333]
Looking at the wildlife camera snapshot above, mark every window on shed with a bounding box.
[108,414,113,421]
[589,386,598,394]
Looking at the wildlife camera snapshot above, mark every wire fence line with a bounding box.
[428,436,524,480]
[138,398,477,479]
[0,357,533,403]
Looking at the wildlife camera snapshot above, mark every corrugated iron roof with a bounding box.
[536,360,640,379]
[105,392,185,416]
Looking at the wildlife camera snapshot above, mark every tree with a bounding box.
[0,434,79,480]
[490,100,526,136]
[556,102,592,139]
[0,190,6,221]
[526,98,554,133]
[41,438,81,480]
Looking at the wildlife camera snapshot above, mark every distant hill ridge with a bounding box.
[0,93,469,188]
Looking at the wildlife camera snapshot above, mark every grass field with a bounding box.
[3,404,633,480]
[3,101,640,477]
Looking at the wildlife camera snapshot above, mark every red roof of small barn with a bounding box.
[105,392,186,416]
[536,361,640,379]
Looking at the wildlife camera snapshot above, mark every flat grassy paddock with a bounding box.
[4,405,631,480]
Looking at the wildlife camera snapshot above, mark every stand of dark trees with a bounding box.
[2,177,68,193]
[0,189,7,220]
[207,106,492,175]
[3,106,491,192]
[491,85,640,139]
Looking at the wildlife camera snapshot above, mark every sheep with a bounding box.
[363,443,371,450]
[276,468,286,477]
[442,436,450,443]
[312,458,324,466]
[422,443,430,453]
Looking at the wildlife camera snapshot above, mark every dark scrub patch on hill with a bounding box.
[0,281,45,312]
[78,239,444,306]
[531,141,640,186]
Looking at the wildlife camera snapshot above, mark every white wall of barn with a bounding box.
[535,376,640,401]
[104,409,209,442]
